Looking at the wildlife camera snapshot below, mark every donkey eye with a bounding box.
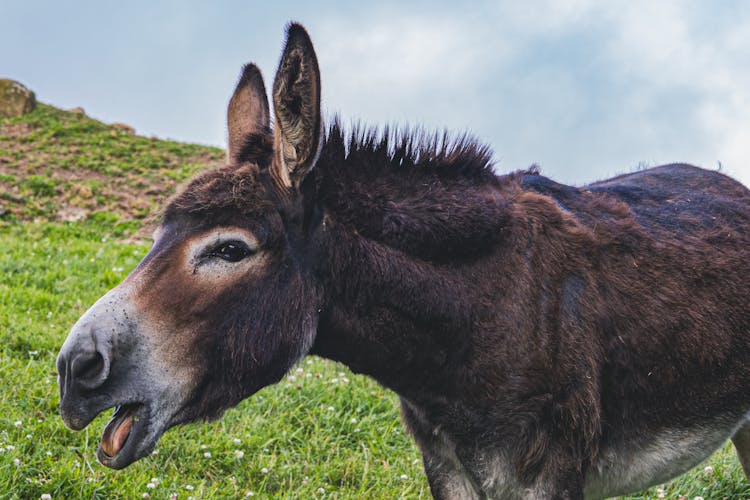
[210,241,252,262]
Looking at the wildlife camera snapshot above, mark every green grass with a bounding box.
[1,105,750,499]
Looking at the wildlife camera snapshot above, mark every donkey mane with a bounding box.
[321,120,496,179]
[311,121,511,262]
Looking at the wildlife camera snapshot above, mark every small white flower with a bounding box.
[46,451,53,456]
[41,495,52,500]
[184,485,194,491]
[694,497,705,500]
[7,445,15,451]
[234,450,245,458]
[287,375,296,382]
[306,359,312,365]
[261,467,269,474]
[233,438,242,444]
[400,474,408,480]
[245,493,254,498]
[150,478,159,485]
[13,458,21,466]
[350,418,358,423]
[200,444,208,449]
[327,406,335,411]
[657,488,665,499]
[338,372,346,377]
[295,367,304,375]
[203,451,212,458]
[330,378,338,384]
[317,487,325,494]
[703,465,714,474]
[141,494,150,499]
[14,421,22,427]
[146,482,156,489]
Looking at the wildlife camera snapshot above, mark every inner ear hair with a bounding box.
[271,23,322,190]
[227,64,271,164]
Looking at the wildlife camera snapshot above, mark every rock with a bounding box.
[0,79,36,118]
[111,122,135,135]
[68,107,86,115]
[57,206,88,222]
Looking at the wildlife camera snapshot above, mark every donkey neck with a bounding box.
[302,127,516,400]
[305,185,514,402]
[308,215,482,400]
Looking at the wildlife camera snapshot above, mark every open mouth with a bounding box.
[97,403,149,469]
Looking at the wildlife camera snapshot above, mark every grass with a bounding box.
[0,104,223,226]
[1,106,750,498]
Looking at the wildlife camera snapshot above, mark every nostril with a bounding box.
[57,354,69,398]
[71,351,109,389]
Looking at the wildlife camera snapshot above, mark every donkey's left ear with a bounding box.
[271,23,322,191]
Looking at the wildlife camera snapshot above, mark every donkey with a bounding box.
[57,23,750,499]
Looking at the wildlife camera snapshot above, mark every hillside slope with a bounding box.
[0,104,223,233]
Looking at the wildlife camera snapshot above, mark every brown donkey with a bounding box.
[57,24,750,499]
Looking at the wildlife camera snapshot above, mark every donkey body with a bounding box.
[57,25,750,499]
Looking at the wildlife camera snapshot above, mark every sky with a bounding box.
[1,0,749,185]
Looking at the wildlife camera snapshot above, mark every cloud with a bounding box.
[306,0,749,185]
[313,11,494,125]
[595,0,750,184]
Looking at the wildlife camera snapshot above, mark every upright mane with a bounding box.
[311,122,510,262]
[320,120,496,179]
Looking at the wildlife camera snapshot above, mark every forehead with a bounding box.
[164,164,275,223]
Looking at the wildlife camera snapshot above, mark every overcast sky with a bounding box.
[2,0,748,185]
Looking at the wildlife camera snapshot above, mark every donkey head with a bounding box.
[57,24,323,469]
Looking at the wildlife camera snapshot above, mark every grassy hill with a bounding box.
[0,104,224,232]
[1,105,748,498]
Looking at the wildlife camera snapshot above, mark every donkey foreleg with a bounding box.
[423,453,484,500]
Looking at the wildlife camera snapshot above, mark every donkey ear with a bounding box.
[270,23,322,190]
[227,64,270,163]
